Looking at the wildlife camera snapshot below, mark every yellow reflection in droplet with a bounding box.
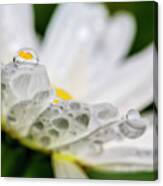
[18,50,33,60]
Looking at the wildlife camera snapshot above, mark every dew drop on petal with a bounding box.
[13,48,39,65]
[126,109,141,121]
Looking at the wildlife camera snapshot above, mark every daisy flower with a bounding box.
[1,4,155,179]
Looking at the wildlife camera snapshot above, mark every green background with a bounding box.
[1,2,157,180]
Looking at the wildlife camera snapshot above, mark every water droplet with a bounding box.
[13,48,39,65]
[127,109,141,121]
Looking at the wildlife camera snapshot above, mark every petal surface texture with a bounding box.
[73,112,154,172]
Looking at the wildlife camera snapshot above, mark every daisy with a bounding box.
[1,3,155,179]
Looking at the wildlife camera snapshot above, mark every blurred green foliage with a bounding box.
[2,2,157,179]
[1,131,157,179]
[1,132,53,178]
[86,168,157,181]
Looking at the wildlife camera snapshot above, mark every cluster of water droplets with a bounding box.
[1,48,147,155]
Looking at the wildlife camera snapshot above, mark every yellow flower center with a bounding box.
[54,87,73,103]
[54,152,76,163]
[18,50,33,60]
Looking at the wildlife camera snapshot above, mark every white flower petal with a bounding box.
[52,152,88,178]
[40,3,108,98]
[85,44,154,113]
[0,5,38,64]
[105,12,136,63]
[88,12,136,86]
[1,60,54,136]
[77,118,154,172]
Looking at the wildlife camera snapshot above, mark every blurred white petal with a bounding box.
[88,12,136,85]
[0,5,38,64]
[52,152,88,178]
[105,12,136,63]
[40,3,108,98]
[85,44,153,113]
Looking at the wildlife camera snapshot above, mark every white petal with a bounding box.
[88,11,136,85]
[40,3,108,98]
[1,62,54,136]
[51,152,88,179]
[105,12,136,63]
[78,120,154,172]
[85,44,154,113]
[74,12,136,99]
[0,5,38,64]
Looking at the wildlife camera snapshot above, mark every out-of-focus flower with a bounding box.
[0,4,155,178]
